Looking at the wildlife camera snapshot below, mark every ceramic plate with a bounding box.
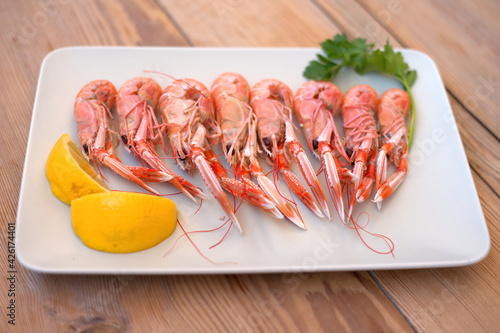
[16,47,490,274]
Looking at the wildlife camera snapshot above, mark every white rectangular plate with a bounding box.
[16,47,490,274]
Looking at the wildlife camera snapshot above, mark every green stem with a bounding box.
[402,81,416,151]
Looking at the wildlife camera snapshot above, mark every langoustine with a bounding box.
[115,77,208,203]
[211,73,305,227]
[159,78,244,233]
[293,80,357,221]
[250,79,329,220]
[373,88,410,208]
[341,84,379,220]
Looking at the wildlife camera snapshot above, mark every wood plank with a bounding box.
[449,97,500,196]
[3,272,412,332]
[357,0,500,139]
[158,0,338,46]
[315,0,398,47]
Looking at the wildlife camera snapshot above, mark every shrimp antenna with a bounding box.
[143,70,179,82]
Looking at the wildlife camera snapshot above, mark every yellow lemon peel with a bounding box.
[46,134,109,204]
[71,192,177,253]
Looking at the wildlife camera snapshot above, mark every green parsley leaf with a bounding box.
[302,60,331,81]
[320,34,374,72]
[302,54,343,81]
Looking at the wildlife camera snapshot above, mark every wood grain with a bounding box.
[157,0,338,47]
[2,272,414,332]
[315,0,398,47]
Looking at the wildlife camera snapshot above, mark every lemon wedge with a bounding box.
[71,192,177,253]
[46,134,109,204]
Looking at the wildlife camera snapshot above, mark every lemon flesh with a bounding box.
[71,192,177,253]
[46,134,109,204]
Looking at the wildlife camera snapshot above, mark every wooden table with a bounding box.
[1,0,499,331]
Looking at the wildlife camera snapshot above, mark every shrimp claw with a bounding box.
[204,149,280,217]
[191,126,244,233]
[284,122,326,219]
[355,155,376,203]
[316,121,344,221]
[249,160,305,228]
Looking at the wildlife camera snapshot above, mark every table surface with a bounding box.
[1,0,499,332]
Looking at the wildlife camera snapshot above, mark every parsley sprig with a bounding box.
[304,34,417,149]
